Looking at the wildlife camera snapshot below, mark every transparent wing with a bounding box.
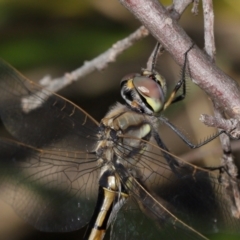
[112,137,240,239]
[109,201,165,240]
[0,59,99,150]
[0,138,100,232]
[0,59,239,239]
[0,60,101,232]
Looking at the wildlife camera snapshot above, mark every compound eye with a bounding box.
[120,73,140,86]
[133,76,165,114]
[142,70,166,89]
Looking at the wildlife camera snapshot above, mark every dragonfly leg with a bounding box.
[163,44,194,110]
[153,130,184,176]
[159,115,224,149]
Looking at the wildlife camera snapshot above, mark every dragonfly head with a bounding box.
[120,69,167,116]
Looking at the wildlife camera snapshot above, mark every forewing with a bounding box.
[0,59,99,150]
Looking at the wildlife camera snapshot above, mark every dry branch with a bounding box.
[24,0,192,110]
[118,0,240,119]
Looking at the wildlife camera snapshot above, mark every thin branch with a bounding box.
[22,27,149,111]
[191,0,200,15]
[39,26,149,93]
[202,0,216,60]
[200,114,240,139]
[118,0,240,119]
[24,1,192,111]
[167,0,193,19]
[198,0,240,219]
[213,109,240,219]
[42,0,192,94]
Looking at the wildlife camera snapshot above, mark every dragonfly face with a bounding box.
[0,55,239,240]
[120,69,167,115]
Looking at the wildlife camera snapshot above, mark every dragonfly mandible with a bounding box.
[0,43,239,240]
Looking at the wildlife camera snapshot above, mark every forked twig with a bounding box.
[38,26,149,93]
[201,0,240,219]
[23,0,193,111]
[118,0,240,119]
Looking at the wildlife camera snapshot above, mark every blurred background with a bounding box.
[0,0,240,239]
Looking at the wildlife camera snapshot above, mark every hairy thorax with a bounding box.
[95,103,156,179]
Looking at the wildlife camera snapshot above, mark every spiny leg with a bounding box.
[163,44,194,110]
[159,115,224,149]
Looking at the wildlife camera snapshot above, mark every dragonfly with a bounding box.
[0,43,239,240]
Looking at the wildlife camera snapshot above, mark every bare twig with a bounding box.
[191,0,200,15]
[167,0,192,19]
[23,0,192,111]
[42,0,192,94]
[203,110,240,218]
[201,0,240,219]
[213,109,240,219]
[39,26,149,93]
[21,26,149,111]
[200,114,240,139]
[118,0,240,119]
[202,0,216,60]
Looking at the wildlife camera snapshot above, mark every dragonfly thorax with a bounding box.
[120,69,167,116]
[97,103,152,179]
